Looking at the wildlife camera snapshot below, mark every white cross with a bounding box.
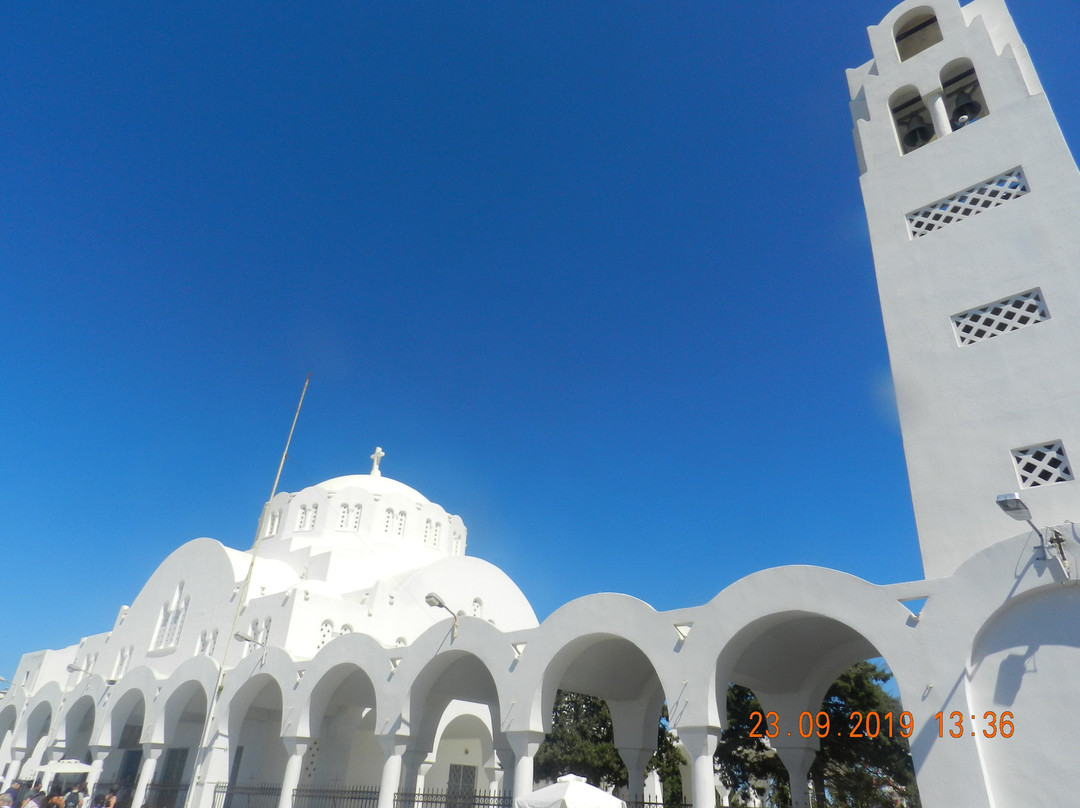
[370,446,385,475]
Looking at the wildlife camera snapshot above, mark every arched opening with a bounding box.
[890,87,935,155]
[21,703,52,785]
[969,586,1080,806]
[63,696,96,764]
[0,705,17,778]
[716,614,921,808]
[406,653,504,801]
[227,677,286,788]
[102,692,145,808]
[941,59,988,130]
[894,9,943,61]
[152,682,208,808]
[302,665,381,793]
[539,636,678,805]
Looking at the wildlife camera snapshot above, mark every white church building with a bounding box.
[2,1,1079,807]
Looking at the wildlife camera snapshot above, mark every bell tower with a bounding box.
[847,0,1080,578]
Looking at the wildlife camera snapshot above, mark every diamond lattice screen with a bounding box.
[907,167,1029,238]
[952,288,1049,346]
[1012,441,1074,488]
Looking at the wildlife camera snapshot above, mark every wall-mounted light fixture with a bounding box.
[425,592,459,639]
[996,493,1071,579]
[66,664,118,686]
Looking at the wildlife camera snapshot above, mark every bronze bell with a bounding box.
[952,91,983,127]
[903,113,934,148]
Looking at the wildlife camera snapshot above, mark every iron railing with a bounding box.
[144,784,190,808]
[392,790,512,808]
[292,787,380,808]
[212,783,283,808]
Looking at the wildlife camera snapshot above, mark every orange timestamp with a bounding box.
[748,710,1015,740]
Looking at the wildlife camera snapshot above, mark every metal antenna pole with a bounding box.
[185,374,311,808]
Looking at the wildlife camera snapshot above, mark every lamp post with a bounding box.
[996,493,1070,578]
[425,592,459,639]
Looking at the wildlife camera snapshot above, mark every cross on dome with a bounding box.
[370,446,385,477]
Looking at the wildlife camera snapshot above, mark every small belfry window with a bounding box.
[890,87,934,154]
[895,9,943,61]
[941,60,987,130]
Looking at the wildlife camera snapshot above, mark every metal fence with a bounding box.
[392,790,512,808]
[212,783,283,808]
[292,787,380,808]
[144,784,190,808]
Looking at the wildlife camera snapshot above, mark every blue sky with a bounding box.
[2,0,1078,671]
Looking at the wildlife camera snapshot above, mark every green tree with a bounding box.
[715,662,921,808]
[714,685,789,807]
[809,662,921,808]
[534,690,627,790]
[534,691,686,805]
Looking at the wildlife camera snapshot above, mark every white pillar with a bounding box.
[276,739,310,808]
[6,751,26,787]
[86,746,109,800]
[494,746,514,798]
[675,727,719,808]
[186,732,230,808]
[376,738,406,808]
[927,90,951,141]
[505,731,544,805]
[771,745,815,808]
[133,744,164,808]
[616,748,652,803]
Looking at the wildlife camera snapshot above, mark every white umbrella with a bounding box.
[40,760,93,774]
[516,775,625,808]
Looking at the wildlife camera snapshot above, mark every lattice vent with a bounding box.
[1012,441,1074,488]
[907,167,1029,238]
[952,288,1049,346]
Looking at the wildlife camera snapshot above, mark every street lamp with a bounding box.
[66,664,117,686]
[425,592,459,639]
[996,493,1070,579]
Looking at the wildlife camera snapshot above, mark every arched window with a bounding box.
[890,86,935,154]
[338,503,350,529]
[296,505,308,531]
[895,9,943,61]
[396,511,406,536]
[350,504,362,531]
[433,522,441,548]
[318,619,334,650]
[424,519,432,543]
[941,59,987,130]
[384,508,394,533]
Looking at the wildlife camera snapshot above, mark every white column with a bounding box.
[133,744,164,808]
[674,727,719,808]
[276,739,310,808]
[376,738,406,808]
[927,90,951,140]
[771,745,815,808]
[5,751,26,787]
[505,731,544,805]
[86,746,109,800]
[616,747,651,803]
[186,731,231,808]
[493,746,514,798]
[413,757,433,795]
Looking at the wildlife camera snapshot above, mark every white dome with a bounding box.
[317,473,430,504]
